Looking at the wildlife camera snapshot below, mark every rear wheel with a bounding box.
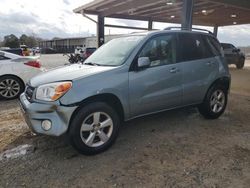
[0,76,24,100]
[198,85,228,119]
[69,102,120,155]
[236,58,245,69]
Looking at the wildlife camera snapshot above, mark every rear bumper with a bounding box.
[19,93,77,136]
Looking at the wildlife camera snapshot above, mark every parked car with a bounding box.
[2,48,23,56]
[20,29,230,155]
[83,47,96,59]
[0,50,44,99]
[40,47,57,54]
[221,43,245,69]
[32,47,40,55]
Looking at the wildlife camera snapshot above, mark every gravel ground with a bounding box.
[0,55,250,188]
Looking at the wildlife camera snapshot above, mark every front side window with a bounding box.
[139,34,176,67]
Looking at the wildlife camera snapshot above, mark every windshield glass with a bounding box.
[84,35,145,66]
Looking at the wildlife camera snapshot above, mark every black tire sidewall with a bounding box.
[236,58,245,69]
[0,75,24,100]
[199,85,228,119]
[69,102,120,155]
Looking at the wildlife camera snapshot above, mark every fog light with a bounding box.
[41,120,52,131]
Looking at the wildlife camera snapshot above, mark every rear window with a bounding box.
[205,36,222,57]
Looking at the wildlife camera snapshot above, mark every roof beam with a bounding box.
[100,0,164,17]
[104,24,150,30]
[118,1,183,15]
[205,0,250,11]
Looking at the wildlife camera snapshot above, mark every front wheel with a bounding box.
[236,58,245,69]
[69,102,120,155]
[198,85,228,119]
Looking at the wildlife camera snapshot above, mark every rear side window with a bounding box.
[178,33,206,62]
[178,33,222,62]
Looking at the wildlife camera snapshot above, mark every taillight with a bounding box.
[24,60,41,68]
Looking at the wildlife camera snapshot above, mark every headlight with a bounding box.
[36,82,72,101]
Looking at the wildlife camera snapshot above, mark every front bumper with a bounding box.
[19,93,77,136]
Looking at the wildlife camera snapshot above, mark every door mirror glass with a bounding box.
[138,57,150,68]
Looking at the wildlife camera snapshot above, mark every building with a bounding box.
[38,35,121,53]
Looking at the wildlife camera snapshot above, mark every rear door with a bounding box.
[178,33,219,105]
[129,34,182,117]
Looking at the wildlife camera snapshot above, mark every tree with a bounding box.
[19,34,38,47]
[3,34,19,48]
[19,34,29,45]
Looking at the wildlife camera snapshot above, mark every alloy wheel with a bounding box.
[0,79,21,98]
[80,112,113,147]
[210,90,225,113]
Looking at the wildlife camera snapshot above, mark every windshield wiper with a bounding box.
[84,62,101,66]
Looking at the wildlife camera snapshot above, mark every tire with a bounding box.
[69,102,120,155]
[0,75,25,100]
[198,85,228,119]
[236,58,245,69]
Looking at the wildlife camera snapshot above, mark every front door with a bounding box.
[129,34,182,117]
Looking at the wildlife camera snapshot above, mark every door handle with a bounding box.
[206,62,215,66]
[206,62,212,66]
[170,68,178,73]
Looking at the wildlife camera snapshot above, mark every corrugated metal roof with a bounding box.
[74,0,250,26]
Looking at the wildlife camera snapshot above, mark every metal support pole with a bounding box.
[213,26,218,37]
[97,15,105,47]
[181,0,194,30]
[148,19,153,30]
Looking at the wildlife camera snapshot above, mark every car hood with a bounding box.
[30,64,116,87]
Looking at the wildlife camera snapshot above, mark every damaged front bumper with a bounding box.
[19,93,77,136]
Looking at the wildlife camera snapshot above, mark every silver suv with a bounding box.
[20,28,231,155]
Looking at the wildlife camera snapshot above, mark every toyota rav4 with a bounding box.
[20,28,231,155]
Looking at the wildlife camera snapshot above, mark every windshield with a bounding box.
[84,35,145,66]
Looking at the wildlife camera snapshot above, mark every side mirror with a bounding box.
[138,57,150,69]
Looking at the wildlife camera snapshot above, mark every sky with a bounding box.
[0,0,250,46]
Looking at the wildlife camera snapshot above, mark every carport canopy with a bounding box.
[73,0,250,46]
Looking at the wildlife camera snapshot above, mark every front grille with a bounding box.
[25,85,35,101]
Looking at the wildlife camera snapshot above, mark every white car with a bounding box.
[0,50,44,99]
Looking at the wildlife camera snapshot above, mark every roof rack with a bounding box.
[164,27,213,35]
